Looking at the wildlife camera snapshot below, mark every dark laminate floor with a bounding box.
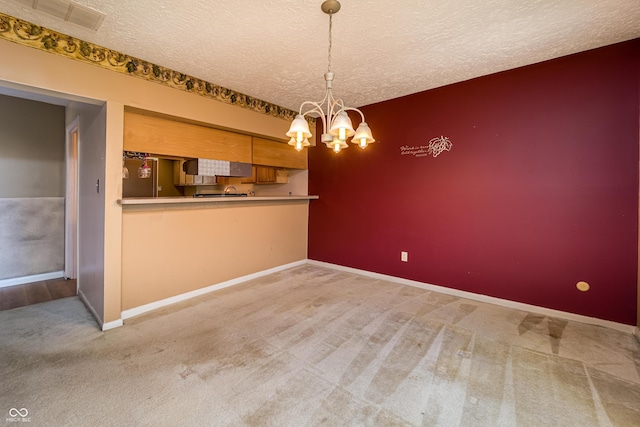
[0,278,77,311]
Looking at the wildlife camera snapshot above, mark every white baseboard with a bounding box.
[307,260,636,335]
[77,288,124,331]
[0,271,64,289]
[121,260,307,321]
[102,319,123,331]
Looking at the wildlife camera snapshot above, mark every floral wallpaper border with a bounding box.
[0,11,312,127]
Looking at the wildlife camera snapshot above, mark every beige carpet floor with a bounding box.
[1,264,639,426]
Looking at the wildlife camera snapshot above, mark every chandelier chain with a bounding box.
[328,14,332,73]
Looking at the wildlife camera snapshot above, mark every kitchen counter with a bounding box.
[118,195,318,206]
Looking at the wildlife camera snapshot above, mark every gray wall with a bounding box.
[0,94,65,197]
[0,198,64,280]
[0,94,66,281]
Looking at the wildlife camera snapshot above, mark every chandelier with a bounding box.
[286,0,375,153]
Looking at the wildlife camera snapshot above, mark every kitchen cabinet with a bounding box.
[252,137,308,169]
[240,166,289,184]
[274,169,289,184]
[256,166,276,183]
[124,111,252,162]
[173,160,217,186]
[239,166,257,184]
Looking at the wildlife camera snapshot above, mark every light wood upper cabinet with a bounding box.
[252,137,308,170]
[124,112,252,163]
[256,166,276,183]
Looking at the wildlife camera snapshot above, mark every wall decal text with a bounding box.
[400,136,453,158]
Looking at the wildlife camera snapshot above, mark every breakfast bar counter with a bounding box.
[119,194,315,312]
[118,195,318,207]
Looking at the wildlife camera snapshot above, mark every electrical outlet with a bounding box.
[401,251,408,262]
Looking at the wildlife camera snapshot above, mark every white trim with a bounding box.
[307,260,636,334]
[102,319,123,331]
[0,271,64,289]
[64,116,79,280]
[78,288,123,331]
[121,260,307,320]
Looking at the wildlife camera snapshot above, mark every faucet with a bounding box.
[224,185,237,195]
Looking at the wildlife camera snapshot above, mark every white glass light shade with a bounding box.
[352,121,375,148]
[286,114,312,142]
[329,111,355,140]
[325,137,348,153]
[288,136,310,152]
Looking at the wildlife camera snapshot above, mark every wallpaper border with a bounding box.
[0,11,312,126]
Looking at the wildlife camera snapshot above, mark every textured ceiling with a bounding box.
[1,0,639,112]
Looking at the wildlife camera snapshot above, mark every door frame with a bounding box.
[65,116,79,281]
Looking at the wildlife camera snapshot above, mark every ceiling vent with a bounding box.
[13,0,106,31]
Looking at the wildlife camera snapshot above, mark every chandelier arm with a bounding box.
[317,89,330,111]
[324,94,339,135]
[298,100,323,114]
[331,98,347,113]
[341,106,366,122]
[328,97,347,130]
[299,101,328,133]
[299,87,330,117]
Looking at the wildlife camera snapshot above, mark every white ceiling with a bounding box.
[1,0,639,112]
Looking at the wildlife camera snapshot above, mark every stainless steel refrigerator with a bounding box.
[122,158,158,198]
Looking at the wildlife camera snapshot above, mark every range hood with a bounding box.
[183,159,252,177]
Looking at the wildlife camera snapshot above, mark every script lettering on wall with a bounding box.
[400,136,453,158]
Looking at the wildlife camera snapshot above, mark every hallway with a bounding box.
[0,278,76,311]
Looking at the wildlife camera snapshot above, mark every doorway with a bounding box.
[0,82,103,312]
[65,117,79,281]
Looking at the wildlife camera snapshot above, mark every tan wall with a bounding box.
[0,38,305,324]
[121,201,309,310]
[104,102,124,323]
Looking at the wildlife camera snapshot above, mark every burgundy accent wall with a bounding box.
[308,40,640,325]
